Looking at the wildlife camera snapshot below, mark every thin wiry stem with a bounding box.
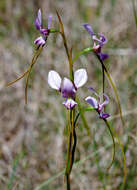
[103,119,115,171]
[104,119,127,185]
[25,46,43,104]
[96,54,124,126]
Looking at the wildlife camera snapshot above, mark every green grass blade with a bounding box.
[132,0,137,28]
[105,120,127,185]
[76,97,91,137]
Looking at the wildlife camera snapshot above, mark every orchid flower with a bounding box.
[34,9,52,47]
[48,69,88,109]
[85,87,110,119]
[83,24,108,61]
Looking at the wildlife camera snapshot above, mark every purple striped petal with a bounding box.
[85,96,98,109]
[83,24,94,36]
[61,78,76,98]
[99,33,107,45]
[74,69,88,89]
[62,98,77,110]
[34,36,45,46]
[34,9,42,30]
[48,70,62,90]
[99,53,109,61]
[99,94,109,112]
[99,112,110,119]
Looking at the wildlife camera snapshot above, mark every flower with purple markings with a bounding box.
[34,9,52,47]
[48,69,88,109]
[85,87,110,119]
[83,24,108,61]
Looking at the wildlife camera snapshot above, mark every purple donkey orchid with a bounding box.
[85,87,110,119]
[34,9,52,47]
[48,69,88,109]
[83,24,108,61]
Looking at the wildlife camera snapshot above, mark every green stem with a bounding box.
[103,119,115,171]
[70,120,77,172]
[96,54,124,126]
[132,0,137,28]
[76,97,91,137]
[104,119,127,185]
[66,175,71,190]
[72,47,93,64]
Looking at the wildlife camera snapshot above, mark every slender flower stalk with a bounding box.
[85,88,116,170]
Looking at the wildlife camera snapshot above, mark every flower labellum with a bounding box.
[83,24,108,61]
[34,9,52,47]
[48,69,88,109]
[85,87,110,119]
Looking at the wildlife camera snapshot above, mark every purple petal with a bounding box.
[85,96,98,109]
[92,35,102,43]
[99,94,109,112]
[61,78,76,98]
[74,69,88,89]
[48,15,52,29]
[99,33,107,45]
[40,28,49,36]
[34,9,42,30]
[83,24,94,36]
[34,18,41,30]
[98,53,109,61]
[62,98,77,110]
[48,70,62,90]
[99,112,110,119]
[34,36,46,46]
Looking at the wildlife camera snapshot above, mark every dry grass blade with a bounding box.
[25,46,43,104]
[56,10,70,60]
[6,70,29,87]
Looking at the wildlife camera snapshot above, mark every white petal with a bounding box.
[48,70,62,90]
[85,96,98,109]
[74,69,88,88]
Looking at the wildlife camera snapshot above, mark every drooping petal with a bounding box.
[98,53,109,61]
[85,96,98,109]
[62,98,77,110]
[61,78,76,98]
[99,94,109,112]
[34,36,46,46]
[34,9,42,30]
[99,112,110,119]
[48,70,62,90]
[74,69,88,89]
[48,15,52,29]
[83,24,94,36]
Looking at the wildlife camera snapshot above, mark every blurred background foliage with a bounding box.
[0,0,137,189]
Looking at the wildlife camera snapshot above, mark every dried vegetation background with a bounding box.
[0,0,137,189]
